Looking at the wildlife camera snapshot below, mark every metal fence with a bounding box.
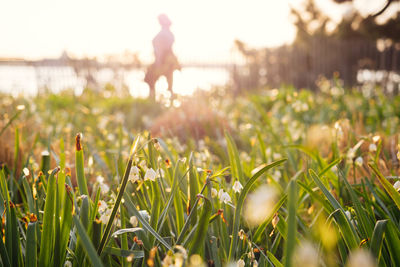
[234,38,400,92]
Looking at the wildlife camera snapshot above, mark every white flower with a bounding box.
[138,210,150,222]
[346,249,377,267]
[23,167,30,176]
[347,140,364,162]
[99,182,110,195]
[237,259,245,267]
[64,261,72,267]
[129,166,140,183]
[144,168,157,181]
[99,208,112,224]
[244,185,278,226]
[347,148,356,161]
[393,181,400,191]
[238,229,246,240]
[253,260,258,267]
[98,200,107,213]
[96,175,105,184]
[233,181,243,193]
[331,165,338,173]
[219,190,232,204]
[372,135,380,143]
[211,188,218,198]
[345,210,351,220]
[355,157,363,167]
[129,216,138,227]
[369,143,377,152]
[96,175,109,195]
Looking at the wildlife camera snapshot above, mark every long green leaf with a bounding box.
[39,167,60,267]
[267,251,283,267]
[75,133,89,196]
[308,169,359,247]
[73,215,104,267]
[26,222,37,267]
[228,159,287,261]
[370,220,387,259]
[283,179,297,267]
[189,196,212,256]
[97,136,140,255]
[103,247,144,258]
[123,192,173,251]
[225,131,244,182]
[369,163,400,211]
[253,195,287,243]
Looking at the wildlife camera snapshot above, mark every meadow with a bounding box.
[0,82,400,267]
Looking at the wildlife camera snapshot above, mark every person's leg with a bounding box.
[166,71,175,99]
[145,65,157,100]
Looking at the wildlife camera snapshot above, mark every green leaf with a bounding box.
[124,192,173,251]
[338,169,373,238]
[111,227,143,237]
[329,209,358,250]
[369,163,400,211]
[267,250,283,267]
[283,179,298,267]
[103,247,144,258]
[73,215,104,267]
[225,131,244,183]
[308,169,359,248]
[0,231,11,267]
[228,159,287,261]
[22,176,35,214]
[176,178,209,245]
[75,134,89,196]
[384,220,400,266]
[189,196,212,256]
[39,167,60,267]
[253,195,287,243]
[26,222,37,267]
[97,136,140,255]
[370,220,387,259]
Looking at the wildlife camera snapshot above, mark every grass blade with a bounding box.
[123,192,173,251]
[308,169,359,246]
[26,222,37,267]
[283,179,297,267]
[370,220,387,259]
[73,215,105,267]
[225,131,244,183]
[368,163,400,210]
[188,196,212,256]
[75,133,89,196]
[97,136,140,255]
[103,247,144,258]
[38,166,60,267]
[253,195,287,243]
[228,159,287,261]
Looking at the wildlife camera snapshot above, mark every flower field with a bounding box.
[0,85,400,267]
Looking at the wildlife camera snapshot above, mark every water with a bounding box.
[0,65,230,97]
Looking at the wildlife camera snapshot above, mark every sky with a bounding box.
[0,0,390,63]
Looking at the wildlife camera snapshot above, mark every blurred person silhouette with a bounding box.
[144,14,181,100]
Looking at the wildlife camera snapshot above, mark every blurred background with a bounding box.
[1,0,399,98]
